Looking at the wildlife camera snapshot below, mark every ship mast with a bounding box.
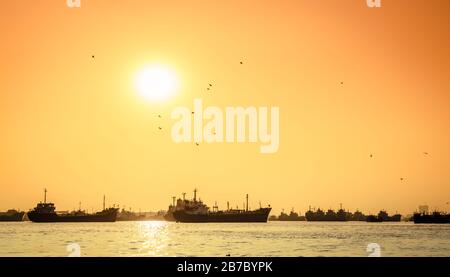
[193,189,197,202]
[103,195,106,211]
[246,194,249,212]
[182,193,186,201]
[172,196,176,207]
[44,188,47,204]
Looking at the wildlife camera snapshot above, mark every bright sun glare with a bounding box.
[135,65,178,101]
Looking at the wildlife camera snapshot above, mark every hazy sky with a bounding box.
[1,0,449,215]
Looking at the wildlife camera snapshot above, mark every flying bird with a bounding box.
[400,178,404,181]
[158,115,162,118]
[423,152,429,155]
[240,61,243,64]
[91,55,95,59]
[369,154,373,158]
[195,143,200,146]
[209,84,212,87]
[158,127,162,130]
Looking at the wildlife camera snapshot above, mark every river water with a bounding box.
[0,221,449,257]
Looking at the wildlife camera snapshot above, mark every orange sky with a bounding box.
[1,0,449,215]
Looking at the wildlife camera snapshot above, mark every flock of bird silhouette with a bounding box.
[90,54,429,183]
[151,60,245,147]
[368,152,430,182]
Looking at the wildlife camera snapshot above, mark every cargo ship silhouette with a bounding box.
[413,212,450,224]
[117,209,146,221]
[304,205,402,222]
[166,189,271,223]
[305,204,349,221]
[366,211,401,222]
[271,209,306,221]
[0,209,25,221]
[27,190,118,223]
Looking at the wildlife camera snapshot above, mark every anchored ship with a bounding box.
[271,209,305,221]
[349,210,367,221]
[366,211,401,222]
[413,212,450,224]
[0,209,25,221]
[27,190,118,223]
[305,204,348,221]
[168,189,271,223]
[117,209,146,221]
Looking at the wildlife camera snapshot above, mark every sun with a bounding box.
[135,64,178,101]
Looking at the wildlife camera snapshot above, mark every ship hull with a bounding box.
[116,216,146,221]
[163,213,175,222]
[366,215,401,222]
[173,208,271,223]
[413,214,450,224]
[275,218,306,221]
[0,213,25,222]
[27,210,117,223]
[305,218,347,222]
[366,216,382,223]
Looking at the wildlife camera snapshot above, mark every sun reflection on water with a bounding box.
[137,221,170,256]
